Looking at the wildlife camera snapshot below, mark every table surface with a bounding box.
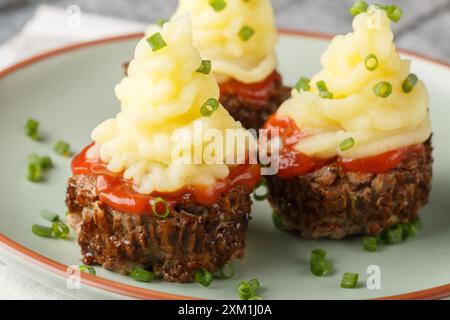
[0,0,449,64]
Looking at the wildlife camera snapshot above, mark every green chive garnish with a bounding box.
[28,154,53,169]
[195,268,213,287]
[340,272,359,289]
[239,26,255,41]
[218,262,236,279]
[310,249,332,277]
[373,81,392,98]
[248,278,260,291]
[365,54,378,71]
[52,221,70,239]
[237,282,254,300]
[385,224,403,245]
[25,118,40,140]
[150,197,170,219]
[157,18,167,27]
[253,179,269,201]
[363,236,378,252]
[402,73,418,93]
[350,0,368,16]
[53,141,71,157]
[294,77,311,92]
[237,279,261,300]
[40,209,59,222]
[27,163,42,182]
[316,80,333,99]
[196,60,212,74]
[339,137,355,151]
[146,32,167,52]
[130,268,154,282]
[272,211,284,230]
[387,5,402,23]
[200,98,219,117]
[209,0,226,12]
[32,224,53,238]
[311,258,333,277]
[79,265,96,276]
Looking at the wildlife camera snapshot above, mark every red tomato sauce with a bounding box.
[263,115,424,178]
[219,70,282,102]
[72,144,261,215]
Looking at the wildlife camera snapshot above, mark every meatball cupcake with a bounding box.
[66,16,260,282]
[264,3,433,239]
[146,0,290,130]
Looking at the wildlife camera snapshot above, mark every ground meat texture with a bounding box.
[66,175,253,282]
[220,85,291,131]
[266,141,433,239]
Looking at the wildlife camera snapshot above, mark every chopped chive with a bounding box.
[365,54,378,71]
[316,80,333,99]
[130,267,154,282]
[218,262,236,279]
[209,0,226,12]
[28,154,53,169]
[239,26,255,41]
[310,258,333,277]
[385,224,403,245]
[27,163,42,182]
[150,197,170,219]
[237,282,254,300]
[350,0,368,16]
[25,118,40,140]
[32,224,53,238]
[373,81,392,98]
[310,249,332,277]
[195,268,213,287]
[39,156,53,169]
[40,209,59,222]
[339,137,355,151]
[196,60,212,74]
[387,5,402,23]
[311,249,327,262]
[253,179,269,201]
[363,236,378,252]
[272,211,284,230]
[294,77,311,92]
[340,272,359,289]
[248,278,260,291]
[402,73,418,93]
[53,141,71,157]
[157,18,167,27]
[146,32,167,52]
[79,265,96,276]
[52,221,70,239]
[200,98,220,117]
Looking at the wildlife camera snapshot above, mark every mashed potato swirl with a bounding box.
[277,6,432,159]
[90,16,251,194]
[147,0,277,84]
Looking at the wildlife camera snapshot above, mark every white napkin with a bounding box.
[0,4,146,69]
[0,4,145,299]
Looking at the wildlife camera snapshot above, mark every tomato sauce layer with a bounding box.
[219,70,282,102]
[72,144,261,215]
[264,115,424,179]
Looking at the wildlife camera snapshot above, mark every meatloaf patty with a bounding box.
[220,85,291,131]
[66,175,253,282]
[266,140,433,239]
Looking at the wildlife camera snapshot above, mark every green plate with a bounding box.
[1,31,449,300]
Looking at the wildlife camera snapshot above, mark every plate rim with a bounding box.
[0,29,448,300]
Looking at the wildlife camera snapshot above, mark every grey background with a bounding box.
[0,0,449,63]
